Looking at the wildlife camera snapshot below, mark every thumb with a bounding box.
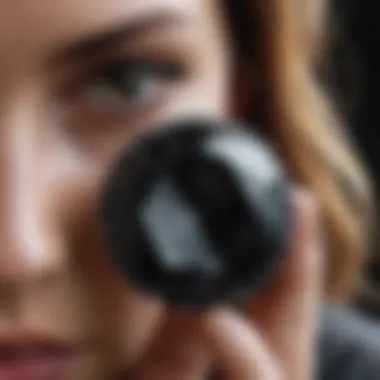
[131,311,211,379]
[201,309,282,380]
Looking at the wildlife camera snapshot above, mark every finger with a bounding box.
[248,187,322,378]
[201,309,282,380]
[131,311,211,379]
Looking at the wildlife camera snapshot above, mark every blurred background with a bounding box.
[330,0,380,316]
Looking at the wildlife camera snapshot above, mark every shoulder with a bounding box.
[318,304,380,380]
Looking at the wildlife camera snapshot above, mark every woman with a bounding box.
[0,0,378,379]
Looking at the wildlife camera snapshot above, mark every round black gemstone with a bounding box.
[99,119,293,309]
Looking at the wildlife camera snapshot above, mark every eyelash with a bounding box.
[64,58,185,101]
[59,57,188,125]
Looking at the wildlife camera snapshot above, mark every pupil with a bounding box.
[104,63,154,97]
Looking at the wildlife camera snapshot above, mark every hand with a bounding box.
[131,188,322,380]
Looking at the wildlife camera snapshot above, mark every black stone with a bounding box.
[99,119,293,309]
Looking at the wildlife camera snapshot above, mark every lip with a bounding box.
[0,331,83,380]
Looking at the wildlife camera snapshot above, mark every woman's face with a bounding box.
[0,0,231,378]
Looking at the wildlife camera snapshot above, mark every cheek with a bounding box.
[51,157,165,366]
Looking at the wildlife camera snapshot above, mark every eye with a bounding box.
[56,58,188,154]
[63,59,186,114]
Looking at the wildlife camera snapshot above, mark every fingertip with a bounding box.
[293,187,319,235]
[200,309,281,379]
[283,187,323,302]
[291,187,322,261]
[260,186,323,305]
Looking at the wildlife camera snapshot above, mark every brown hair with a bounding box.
[224,0,375,300]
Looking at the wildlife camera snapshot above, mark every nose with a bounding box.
[0,98,66,286]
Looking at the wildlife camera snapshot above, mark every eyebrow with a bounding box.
[47,12,188,67]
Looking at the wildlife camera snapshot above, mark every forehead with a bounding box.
[0,0,219,67]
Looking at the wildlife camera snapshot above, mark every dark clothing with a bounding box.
[318,305,380,380]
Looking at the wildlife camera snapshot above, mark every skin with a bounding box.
[0,0,322,379]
